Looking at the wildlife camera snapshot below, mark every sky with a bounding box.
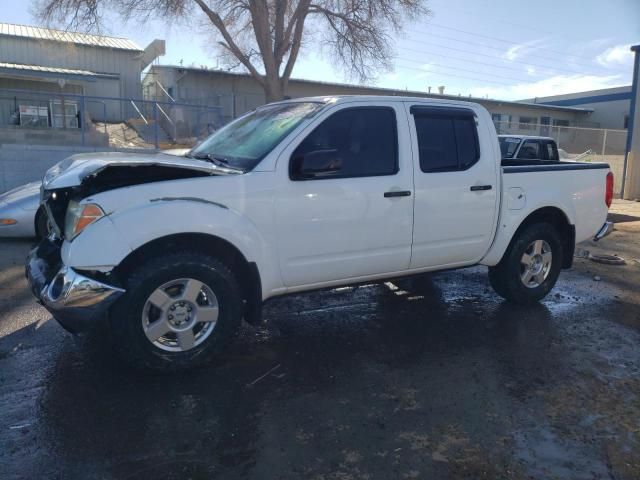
[2,0,639,101]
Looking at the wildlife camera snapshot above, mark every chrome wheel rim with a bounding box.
[520,240,553,289]
[141,278,219,352]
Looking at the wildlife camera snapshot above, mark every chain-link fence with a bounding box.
[494,121,628,195]
[0,88,224,150]
[0,88,630,194]
[143,81,266,123]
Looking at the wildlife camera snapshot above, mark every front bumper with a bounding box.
[593,221,614,241]
[25,239,125,333]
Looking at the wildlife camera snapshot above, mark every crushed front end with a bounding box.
[26,236,125,333]
[25,188,124,333]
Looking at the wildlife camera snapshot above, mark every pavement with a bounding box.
[1,200,640,480]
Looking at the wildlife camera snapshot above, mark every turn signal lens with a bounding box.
[0,218,17,225]
[65,202,105,239]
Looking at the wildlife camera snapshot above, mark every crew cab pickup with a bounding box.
[27,96,614,371]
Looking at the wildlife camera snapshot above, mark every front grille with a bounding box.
[42,189,73,239]
[43,201,61,238]
[33,236,63,284]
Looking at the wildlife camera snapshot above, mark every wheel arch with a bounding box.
[482,205,575,268]
[114,233,263,325]
[513,207,575,268]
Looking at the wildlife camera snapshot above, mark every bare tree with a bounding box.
[35,0,430,101]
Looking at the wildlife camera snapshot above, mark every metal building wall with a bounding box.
[0,36,143,99]
[143,66,588,127]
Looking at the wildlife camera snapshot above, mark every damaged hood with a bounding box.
[42,150,221,190]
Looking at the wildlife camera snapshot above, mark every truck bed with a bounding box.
[501,160,610,172]
[481,159,611,267]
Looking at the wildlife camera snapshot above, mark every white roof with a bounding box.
[279,95,485,109]
[0,23,142,51]
[498,135,555,141]
[0,61,102,77]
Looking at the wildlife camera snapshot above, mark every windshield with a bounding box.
[499,137,521,158]
[190,101,325,171]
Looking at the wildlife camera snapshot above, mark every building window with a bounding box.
[492,113,502,133]
[553,119,570,131]
[518,116,537,130]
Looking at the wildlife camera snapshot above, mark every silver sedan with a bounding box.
[0,182,47,238]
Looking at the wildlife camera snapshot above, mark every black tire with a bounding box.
[488,222,563,304]
[109,252,243,372]
[34,207,49,240]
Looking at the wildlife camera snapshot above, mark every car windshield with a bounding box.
[499,137,521,158]
[189,101,325,171]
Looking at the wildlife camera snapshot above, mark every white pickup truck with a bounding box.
[27,96,614,371]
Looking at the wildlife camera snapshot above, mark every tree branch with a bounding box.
[281,0,310,84]
[193,0,265,86]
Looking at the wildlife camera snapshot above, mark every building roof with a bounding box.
[0,61,119,81]
[527,85,633,107]
[0,23,143,51]
[147,64,594,114]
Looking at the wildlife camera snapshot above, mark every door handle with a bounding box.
[470,185,492,191]
[384,190,412,198]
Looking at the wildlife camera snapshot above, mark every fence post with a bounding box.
[103,102,107,134]
[601,129,608,159]
[80,95,85,146]
[153,102,159,150]
[231,93,236,120]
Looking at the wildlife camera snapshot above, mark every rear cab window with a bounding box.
[410,106,480,172]
[543,141,559,161]
[517,140,541,160]
[499,137,521,159]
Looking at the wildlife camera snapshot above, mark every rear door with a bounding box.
[407,103,499,268]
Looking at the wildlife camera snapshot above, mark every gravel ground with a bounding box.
[1,200,639,480]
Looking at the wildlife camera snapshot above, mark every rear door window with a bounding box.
[412,107,480,172]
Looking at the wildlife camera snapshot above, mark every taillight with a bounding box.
[605,172,613,209]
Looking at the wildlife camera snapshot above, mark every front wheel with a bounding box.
[488,222,563,304]
[109,252,243,372]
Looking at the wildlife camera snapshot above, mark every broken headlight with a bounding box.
[64,200,105,240]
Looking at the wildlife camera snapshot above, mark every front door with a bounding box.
[407,103,499,268]
[274,102,414,287]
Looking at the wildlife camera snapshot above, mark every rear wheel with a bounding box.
[488,223,563,304]
[109,252,242,371]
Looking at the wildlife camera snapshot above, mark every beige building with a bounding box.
[526,85,632,130]
[143,65,594,131]
[0,23,164,122]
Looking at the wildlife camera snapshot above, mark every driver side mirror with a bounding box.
[291,149,342,180]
